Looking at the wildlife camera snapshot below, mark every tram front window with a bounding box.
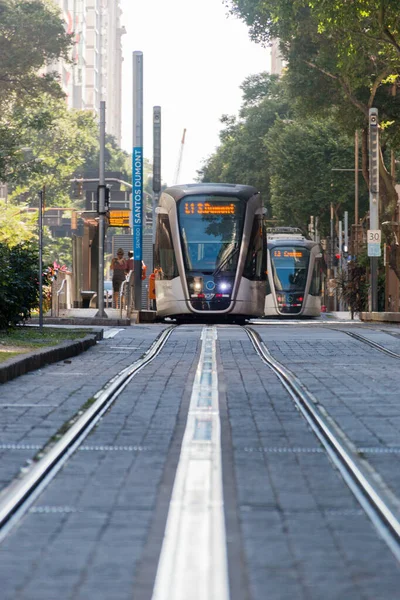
[271,247,310,292]
[178,196,245,272]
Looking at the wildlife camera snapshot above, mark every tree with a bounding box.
[199,73,290,210]
[0,241,41,329]
[226,0,400,216]
[0,0,72,106]
[0,200,37,246]
[267,118,368,234]
[0,0,74,185]
[6,96,98,206]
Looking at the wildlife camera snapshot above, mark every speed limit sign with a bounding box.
[368,229,381,243]
[367,229,381,256]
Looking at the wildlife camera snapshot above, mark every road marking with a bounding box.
[103,328,124,339]
[151,326,229,600]
[0,404,57,408]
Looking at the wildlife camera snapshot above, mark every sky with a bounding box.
[120,0,270,187]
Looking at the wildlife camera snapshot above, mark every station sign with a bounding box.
[109,210,130,227]
[367,229,381,257]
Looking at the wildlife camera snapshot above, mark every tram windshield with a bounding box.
[270,246,310,292]
[178,195,245,272]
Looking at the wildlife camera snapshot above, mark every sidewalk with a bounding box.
[29,308,131,327]
[326,311,360,321]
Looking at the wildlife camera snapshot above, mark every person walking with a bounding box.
[125,250,147,280]
[125,250,147,310]
[110,248,127,308]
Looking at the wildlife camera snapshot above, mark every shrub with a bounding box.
[0,242,40,329]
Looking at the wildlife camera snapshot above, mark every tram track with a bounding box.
[252,318,400,359]
[327,327,400,359]
[0,325,176,543]
[244,325,400,563]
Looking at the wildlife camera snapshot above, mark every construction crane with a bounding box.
[173,128,186,185]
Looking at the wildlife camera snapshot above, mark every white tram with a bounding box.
[154,183,267,322]
[264,227,322,317]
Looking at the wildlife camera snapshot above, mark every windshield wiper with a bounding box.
[213,246,239,277]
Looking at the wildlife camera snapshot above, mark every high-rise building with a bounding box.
[50,0,124,144]
[271,39,285,76]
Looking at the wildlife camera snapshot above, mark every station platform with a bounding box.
[1,320,400,599]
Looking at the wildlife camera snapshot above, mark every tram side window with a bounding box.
[154,214,178,279]
[309,257,322,296]
[243,216,266,280]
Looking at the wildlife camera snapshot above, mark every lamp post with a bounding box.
[368,108,380,312]
[95,101,107,318]
[38,186,45,329]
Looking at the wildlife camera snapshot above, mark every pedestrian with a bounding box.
[125,250,147,280]
[110,248,127,308]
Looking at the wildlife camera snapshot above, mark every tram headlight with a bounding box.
[194,280,202,291]
[219,282,230,292]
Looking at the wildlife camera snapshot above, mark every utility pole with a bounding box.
[368,108,381,312]
[95,101,107,318]
[153,106,161,245]
[132,51,143,310]
[355,131,359,226]
[38,187,44,329]
[328,202,335,311]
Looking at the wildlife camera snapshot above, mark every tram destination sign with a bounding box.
[273,249,304,259]
[184,201,236,215]
[109,210,130,227]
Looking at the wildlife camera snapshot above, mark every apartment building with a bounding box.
[271,39,285,76]
[51,0,124,145]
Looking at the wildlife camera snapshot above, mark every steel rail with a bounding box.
[245,325,400,562]
[0,326,175,542]
[331,328,400,359]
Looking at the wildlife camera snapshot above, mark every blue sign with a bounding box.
[132,146,143,260]
[368,243,381,257]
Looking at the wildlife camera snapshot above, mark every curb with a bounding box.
[361,312,400,323]
[0,332,102,384]
[29,317,131,326]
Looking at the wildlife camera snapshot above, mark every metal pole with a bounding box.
[355,131,359,226]
[132,51,143,310]
[368,108,380,312]
[95,100,107,318]
[153,106,161,246]
[38,189,43,329]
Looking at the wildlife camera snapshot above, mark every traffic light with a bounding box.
[73,180,83,199]
[333,253,340,267]
[96,185,110,213]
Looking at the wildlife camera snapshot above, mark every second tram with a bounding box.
[264,227,323,317]
[154,183,267,322]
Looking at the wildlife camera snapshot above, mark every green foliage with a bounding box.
[199,73,362,232]
[0,200,37,246]
[266,117,368,234]
[43,228,73,270]
[0,242,41,329]
[7,98,98,206]
[226,0,400,216]
[81,134,132,180]
[198,73,290,210]
[0,0,72,106]
[0,1,100,209]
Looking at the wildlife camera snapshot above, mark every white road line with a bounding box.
[151,326,229,600]
[102,328,124,338]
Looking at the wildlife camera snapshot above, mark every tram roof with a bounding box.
[162,183,259,202]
